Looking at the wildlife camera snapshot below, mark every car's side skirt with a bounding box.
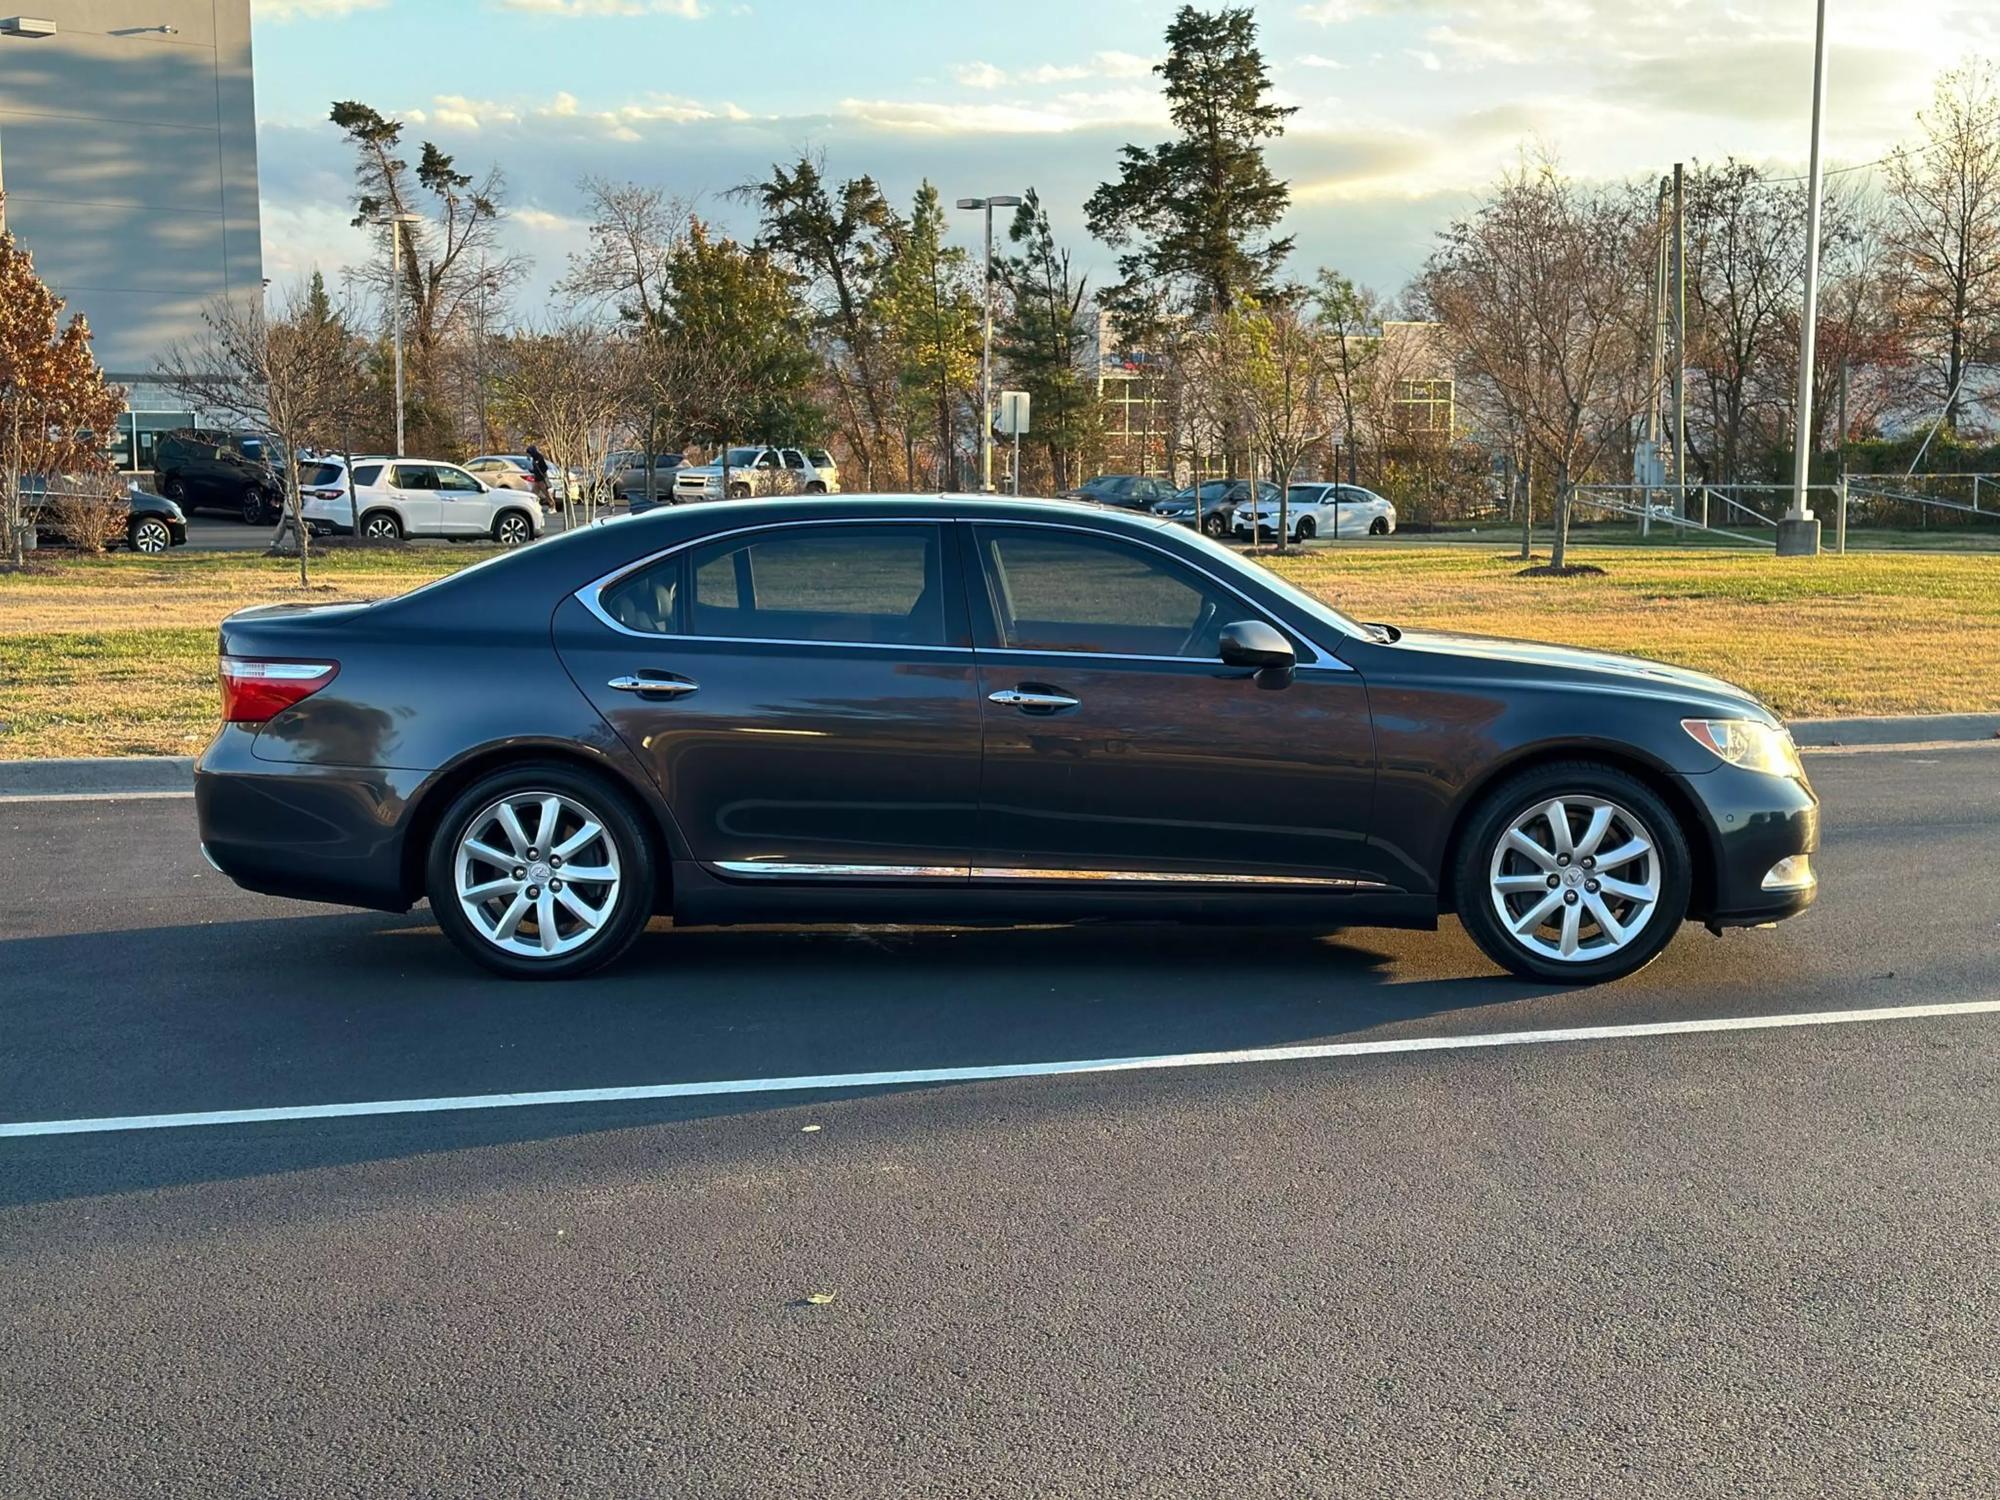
[674,861,1433,930]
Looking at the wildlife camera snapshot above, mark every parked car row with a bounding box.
[1071,473,1399,541]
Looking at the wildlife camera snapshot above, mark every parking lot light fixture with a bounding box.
[371,212,425,457]
[957,194,1023,492]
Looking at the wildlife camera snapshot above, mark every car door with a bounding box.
[388,464,443,534]
[553,520,982,876]
[965,521,1381,884]
[435,464,491,534]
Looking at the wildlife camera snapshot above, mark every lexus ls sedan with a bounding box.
[196,496,1818,980]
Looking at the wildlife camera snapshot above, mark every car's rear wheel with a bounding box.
[161,477,186,504]
[1452,762,1691,983]
[426,766,657,979]
[129,517,174,554]
[360,510,402,542]
[806,481,827,494]
[492,509,533,547]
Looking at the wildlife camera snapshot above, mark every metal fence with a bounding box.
[1569,477,2000,551]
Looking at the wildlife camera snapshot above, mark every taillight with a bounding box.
[306,488,343,500]
[219,657,338,723]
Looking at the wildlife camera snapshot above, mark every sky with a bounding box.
[250,0,2000,315]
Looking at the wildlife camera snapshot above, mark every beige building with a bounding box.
[0,2,263,467]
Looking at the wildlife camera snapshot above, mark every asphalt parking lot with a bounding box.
[3,746,1997,1497]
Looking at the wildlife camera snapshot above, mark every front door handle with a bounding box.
[608,674,698,698]
[989,687,1080,712]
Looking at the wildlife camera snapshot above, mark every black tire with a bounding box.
[1452,760,1691,984]
[241,487,273,525]
[129,517,174,554]
[425,763,658,979]
[492,509,534,547]
[359,510,403,542]
[1369,516,1389,536]
[728,482,752,499]
[1201,512,1229,538]
[1296,516,1316,541]
[160,476,186,504]
[805,481,827,494]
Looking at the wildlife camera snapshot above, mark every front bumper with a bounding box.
[1676,761,1821,927]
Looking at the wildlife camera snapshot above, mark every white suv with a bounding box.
[302,459,546,546]
[672,446,838,502]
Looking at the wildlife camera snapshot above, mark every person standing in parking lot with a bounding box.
[525,443,553,509]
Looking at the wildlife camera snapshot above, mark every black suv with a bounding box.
[154,430,285,524]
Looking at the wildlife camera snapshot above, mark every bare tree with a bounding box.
[1885,62,2000,430]
[491,319,635,524]
[156,286,370,584]
[1420,160,1649,568]
[1241,296,1331,550]
[1311,271,1383,484]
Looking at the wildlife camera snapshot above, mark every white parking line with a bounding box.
[0,790,194,805]
[5,998,1998,1139]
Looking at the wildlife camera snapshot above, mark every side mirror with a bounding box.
[1219,620,1296,673]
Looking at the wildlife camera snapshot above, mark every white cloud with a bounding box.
[1405,49,1442,72]
[949,51,1158,90]
[1297,54,1347,70]
[253,0,387,18]
[1297,1,1383,24]
[494,0,704,15]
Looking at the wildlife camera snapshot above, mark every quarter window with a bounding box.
[352,464,384,487]
[973,527,1246,659]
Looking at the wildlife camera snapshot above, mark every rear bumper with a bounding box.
[195,726,423,912]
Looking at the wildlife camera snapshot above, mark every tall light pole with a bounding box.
[373,212,423,457]
[956,194,1021,492]
[1780,0,1829,557]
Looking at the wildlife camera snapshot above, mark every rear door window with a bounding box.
[687,526,946,645]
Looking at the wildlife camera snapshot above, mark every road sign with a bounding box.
[996,391,1031,436]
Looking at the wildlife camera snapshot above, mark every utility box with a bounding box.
[996,391,1031,436]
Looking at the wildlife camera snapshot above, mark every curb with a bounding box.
[0,756,195,798]
[1787,713,2000,749]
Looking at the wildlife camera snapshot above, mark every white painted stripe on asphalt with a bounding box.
[0,789,194,805]
[5,998,1998,1140]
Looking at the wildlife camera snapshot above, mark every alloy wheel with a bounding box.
[131,519,172,554]
[454,791,622,959]
[495,512,531,546]
[362,513,400,541]
[1487,794,1662,963]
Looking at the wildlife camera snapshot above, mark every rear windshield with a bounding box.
[352,463,384,487]
[305,463,345,487]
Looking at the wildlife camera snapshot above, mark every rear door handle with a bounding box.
[989,687,1080,712]
[608,674,698,698]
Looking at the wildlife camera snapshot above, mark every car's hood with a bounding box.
[1382,627,1775,720]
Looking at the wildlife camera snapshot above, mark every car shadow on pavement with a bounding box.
[1,910,1563,1208]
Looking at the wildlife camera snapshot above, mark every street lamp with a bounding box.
[956,194,1021,492]
[372,211,423,457]
[1781,0,1829,557]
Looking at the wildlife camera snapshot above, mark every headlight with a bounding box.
[1681,718,1804,778]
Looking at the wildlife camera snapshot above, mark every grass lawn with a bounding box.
[2,541,1996,758]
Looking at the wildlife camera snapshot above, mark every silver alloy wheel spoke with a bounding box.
[454,790,623,959]
[1488,792,1663,965]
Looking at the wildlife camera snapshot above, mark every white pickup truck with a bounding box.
[671,446,839,502]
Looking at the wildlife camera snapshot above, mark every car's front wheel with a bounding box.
[1201,512,1229,538]
[426,766,657,979]
[129,517,174,554]
[492,509,533,547]
[1453,762,1691,983]
[1369,515,1390,535]
[1296,516,1316,541]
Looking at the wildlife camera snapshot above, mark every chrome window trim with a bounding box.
[711,859,1388,889]
[574,512,1350,669]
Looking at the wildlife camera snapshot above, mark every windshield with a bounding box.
[723,448,763,466]
[1174,523,1370,641]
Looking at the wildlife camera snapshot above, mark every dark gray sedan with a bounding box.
[196,496,1818,980]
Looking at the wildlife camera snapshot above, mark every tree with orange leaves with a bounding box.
[1,198,126,566]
